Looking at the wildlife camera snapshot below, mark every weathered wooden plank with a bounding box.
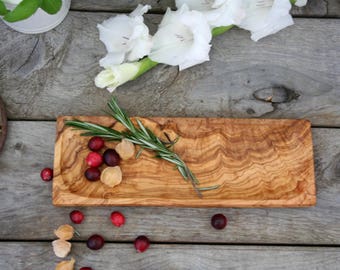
[0,121,339,244]
[70,0,175,13]
[0,14,339,125]
[70,0,340,17]
[1,242,340,270]
[0,97,7,152]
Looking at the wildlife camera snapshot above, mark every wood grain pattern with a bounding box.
[70,0,340,17]
[1,15,339,126]
[0,122,339,243]
[53,116,316,207]
[1,242,340,270]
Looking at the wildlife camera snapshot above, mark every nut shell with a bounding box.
[54,224,74,240]
[100,166,122,188]
[52,239,71,258]
[115,139,135,160]
[55,257,75,270]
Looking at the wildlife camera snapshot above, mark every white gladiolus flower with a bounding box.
[237,0,294,41]
[175,0,245,28]
[97,4,152,67]
[294,0,307,7]
[149,4,212,70]
[95,62,141,92]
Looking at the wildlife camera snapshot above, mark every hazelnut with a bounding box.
[52,239,71,258]
[100,166,122,188]
[115,139,135,160]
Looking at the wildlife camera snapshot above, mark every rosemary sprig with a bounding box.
[65,97,219,197]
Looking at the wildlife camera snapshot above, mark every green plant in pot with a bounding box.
[0,0,70,34]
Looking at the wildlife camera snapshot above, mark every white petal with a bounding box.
[251,14,293,41]
[97,8,151,64]
[129,23,149,41]
[150,7,212,70]
[294,0,307,7]
[127,37,153,62]
[160,5,189,27]
[212,0,227,9]
[238,0,294,41]
[130,4,151,17]
[179,43,211,70]
[176,0,245,28]
[99,52,125,67]
[176,0,214,11]
[95,63,141,92]
[97,16,134,53]
[212,0,246,26]
[149,24,191,66]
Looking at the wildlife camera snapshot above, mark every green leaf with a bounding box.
[3,0,42,22]
[40,0,62,15]
[0,1,9,16]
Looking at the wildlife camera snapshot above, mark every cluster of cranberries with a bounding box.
[69,209,149,256]
[40,138,228,269]
[84,137,121,182]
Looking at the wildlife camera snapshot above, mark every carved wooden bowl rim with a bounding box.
[0,96,7,153]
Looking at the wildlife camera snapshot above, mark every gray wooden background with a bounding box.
[0,0,339,269]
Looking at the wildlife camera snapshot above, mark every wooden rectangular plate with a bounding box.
[53,116,316,207]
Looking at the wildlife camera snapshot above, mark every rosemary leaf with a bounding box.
[135,147,144,159]
[197,185,221,191]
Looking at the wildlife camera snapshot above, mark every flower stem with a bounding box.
[133,57,158,79]
[212,25,234,37]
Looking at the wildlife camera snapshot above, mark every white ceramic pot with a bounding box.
[2,0,71,34]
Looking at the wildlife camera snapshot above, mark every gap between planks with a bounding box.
[5,120,340,129]
[68,9,340,19]
[1,239,340,248]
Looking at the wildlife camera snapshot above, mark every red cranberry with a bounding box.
[88,136,105,151]
[211,213,227,230]
[110,211,125,227]
[84,167,101,181]
[70,210,84,224]
[87,234,105,250]
[86,152,103,167]
[40,168,53,181]
[134,235,150,253]
[103,149,120,166]
[80,268,93,270]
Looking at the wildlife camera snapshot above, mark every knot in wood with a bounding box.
[253,86,300,104]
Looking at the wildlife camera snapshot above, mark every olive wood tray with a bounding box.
[53,116,316,207]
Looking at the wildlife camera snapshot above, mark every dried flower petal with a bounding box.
[55,257,75,270]
[54,224,74,240]
[52,239,71,258]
